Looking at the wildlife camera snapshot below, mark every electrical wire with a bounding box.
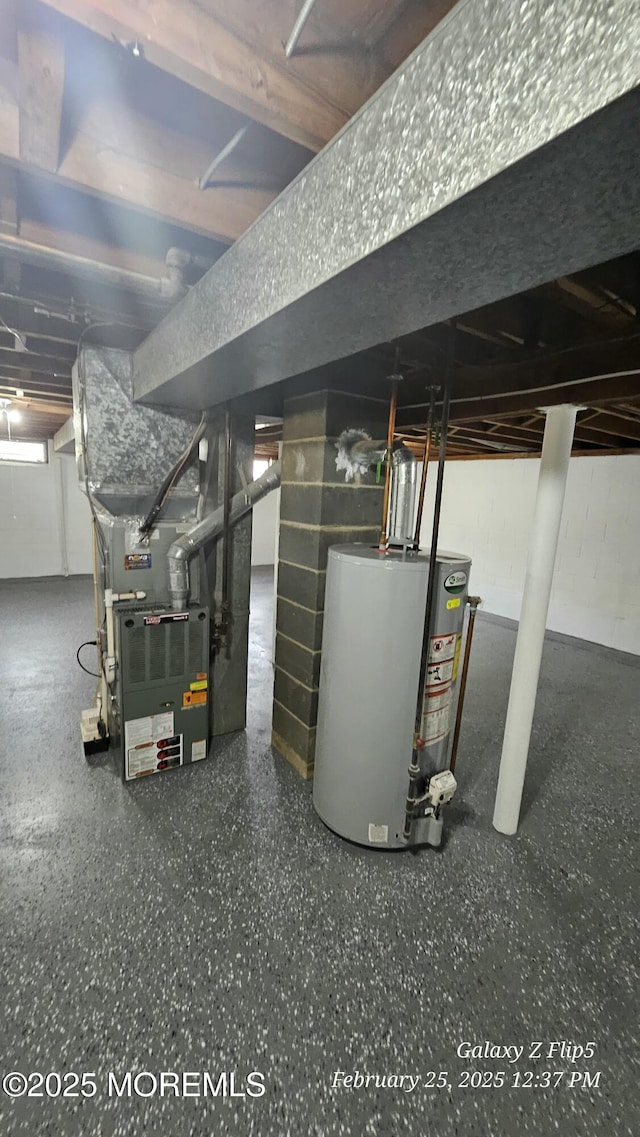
[138,410,207,537]
[76,640,100,677]
[0,312,28,351]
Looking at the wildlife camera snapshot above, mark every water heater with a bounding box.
[313,545,471,848]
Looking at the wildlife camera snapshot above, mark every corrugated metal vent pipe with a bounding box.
[167,460,281,609]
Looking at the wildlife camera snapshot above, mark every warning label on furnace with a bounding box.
[124,713,183,780]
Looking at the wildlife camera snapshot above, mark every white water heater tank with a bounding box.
[313,544,471,848]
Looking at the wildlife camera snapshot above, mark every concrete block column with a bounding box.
[272,389,388,778]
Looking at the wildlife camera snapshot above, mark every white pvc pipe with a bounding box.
[493,404,578,835]
[104,589,116,683]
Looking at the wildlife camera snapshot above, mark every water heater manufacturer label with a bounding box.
[444,570,467,594]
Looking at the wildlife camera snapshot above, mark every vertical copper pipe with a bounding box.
[379,366,400,550]
[413,386,438,548]
[449,596,481,775]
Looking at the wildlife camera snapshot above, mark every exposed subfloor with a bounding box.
[0,568,638,1137]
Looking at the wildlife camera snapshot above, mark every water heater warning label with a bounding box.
[428,633,457,665]
[422,633,457,744]
[426,634,456,689]
[368,824,389,844]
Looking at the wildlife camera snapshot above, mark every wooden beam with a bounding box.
[38,0,378,151]
[0,56,19,161]
[18,217,168,279]
[14,393,71,415]
[0,161,17,232]
[0,328,75,359]
[479,417,628,448]
[0,344,70,372]
[0,89,276,240]
[450,376,640,423]
[381,0,460,70]
[443,446,640,461]
[397,375,640,428]
[579,409,640,442]
[448,427,537,452]
[0,0,17,58]
[550,275,634,331]
[0,376,71,398]
[18,1,65,173]
[451,337,640,401]
[0,295,83,344]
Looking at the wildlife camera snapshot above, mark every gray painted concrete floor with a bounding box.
[0,568,638,1137]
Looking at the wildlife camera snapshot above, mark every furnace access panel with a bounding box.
[114,606,210,781]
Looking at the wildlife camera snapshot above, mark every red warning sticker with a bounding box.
[426,633,457,689]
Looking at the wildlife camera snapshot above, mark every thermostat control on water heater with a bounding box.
[427,770,457,807]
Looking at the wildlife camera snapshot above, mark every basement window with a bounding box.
[0,439,48,464]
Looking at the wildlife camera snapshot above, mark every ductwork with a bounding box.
[335,429,386,480]
[388,443,417,545]
[335,429,416,544]
[167,460,281,610]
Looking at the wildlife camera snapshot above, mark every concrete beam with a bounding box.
[132,0,640,412]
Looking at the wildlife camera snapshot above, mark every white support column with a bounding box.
[493,404,578,835]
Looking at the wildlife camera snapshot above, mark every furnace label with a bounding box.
[191,740,207,762]
[125,712,174,749]
[125,714,183,779]
[143,612,189,625]
[124,553,151,570]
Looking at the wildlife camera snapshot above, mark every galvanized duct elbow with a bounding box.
[167,460,281,610]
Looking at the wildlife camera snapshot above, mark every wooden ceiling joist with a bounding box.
[18,0,65,173]
[37,0,375,152]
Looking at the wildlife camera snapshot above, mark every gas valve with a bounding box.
[427,770,457,807]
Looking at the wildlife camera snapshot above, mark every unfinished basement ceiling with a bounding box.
[0,0,638,457]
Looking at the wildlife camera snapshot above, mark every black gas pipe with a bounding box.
[403,326,455,840]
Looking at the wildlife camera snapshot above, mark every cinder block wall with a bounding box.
[272,389,388,777]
